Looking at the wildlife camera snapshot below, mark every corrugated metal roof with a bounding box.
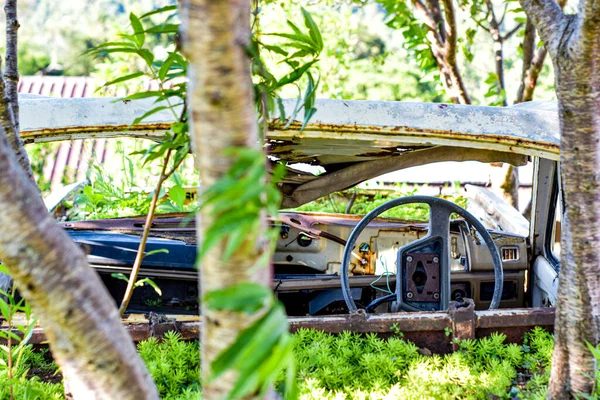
[19,76,97,98]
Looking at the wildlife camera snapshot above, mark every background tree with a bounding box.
[518,0,600,397]
[0,1,158,398]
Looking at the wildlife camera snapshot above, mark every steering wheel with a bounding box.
[340,196,504,313]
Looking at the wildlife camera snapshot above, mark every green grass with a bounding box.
[8,327,600,400]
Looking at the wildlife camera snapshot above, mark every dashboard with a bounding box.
[273,212,528,312]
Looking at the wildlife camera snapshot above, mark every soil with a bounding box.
[27,368,63,384]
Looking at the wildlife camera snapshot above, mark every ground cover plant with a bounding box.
[6,327,599,400]
[287,327,557,400]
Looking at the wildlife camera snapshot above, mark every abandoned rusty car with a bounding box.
[18,97,559,349]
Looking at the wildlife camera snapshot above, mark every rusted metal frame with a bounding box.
[2,305,555,355]
[281,147,529,208]
[21,125,169,144]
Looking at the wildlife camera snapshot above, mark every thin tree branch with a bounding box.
[0,59,34,182]
[412,0,445,48]
[518,0,567,58]
[119,149,174,316]
[426,0,447,43]
[0,0,34,183]
[4,0,18,129]
[440,0,471,104]
[516,19,536,103]
[502,23,524,41]
[474,18,492,33]
[484,0,508,106]
[521,46,548,102]
[441,0,457,63]
[498,2,509,26]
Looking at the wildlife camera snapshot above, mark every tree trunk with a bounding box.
[2,0,34,182]
[182,0,270,398]
[547,59,600,398]
[516,1,600,396]
[500,164,519,208]
[0,127,158,398]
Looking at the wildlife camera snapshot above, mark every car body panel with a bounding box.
[19,97,559,161]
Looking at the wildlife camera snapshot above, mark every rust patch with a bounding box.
[21,123,172,142]
[268,120,559,156]
[0,305,555,353]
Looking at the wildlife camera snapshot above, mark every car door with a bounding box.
[529,157,559,307]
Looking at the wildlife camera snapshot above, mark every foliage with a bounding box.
[295,186,467,221]
[111,273,162,297]
[581,342,600,400]
[0,346,62,400]
[137,331,200,400]
[0,266,61,400]
[67,161,196,221]
[198,149,283,262]
[285,327,557,399]
[70,166,151,220]
[26,143,60,195]
[4,327,599,400]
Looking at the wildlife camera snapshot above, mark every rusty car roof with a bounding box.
[19,97,559,161]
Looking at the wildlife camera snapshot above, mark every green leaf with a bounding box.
[135,278,162,296]
[145,24,179,34]
[276,97,286,123]
[169,185,186,208]
[223,306,289,399]
[159,53,176,81]
[211,304,287,381]
[121,91,163,101]
[276,60,317,88]
[140,5,178,19]
[266,32,316,51]
[111,273,129,283]
[129,13,145,47]
[101,72,145,88]
[204,283,272,314]
[262,44,288,56]
[137,48,155,68]
[83,41,137,56]
[0,264,9,275]
[301,8,323,52]
[222,220,253,261]
[0,298,11,320]
[144,248,170,258]
[132,105,169,126]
